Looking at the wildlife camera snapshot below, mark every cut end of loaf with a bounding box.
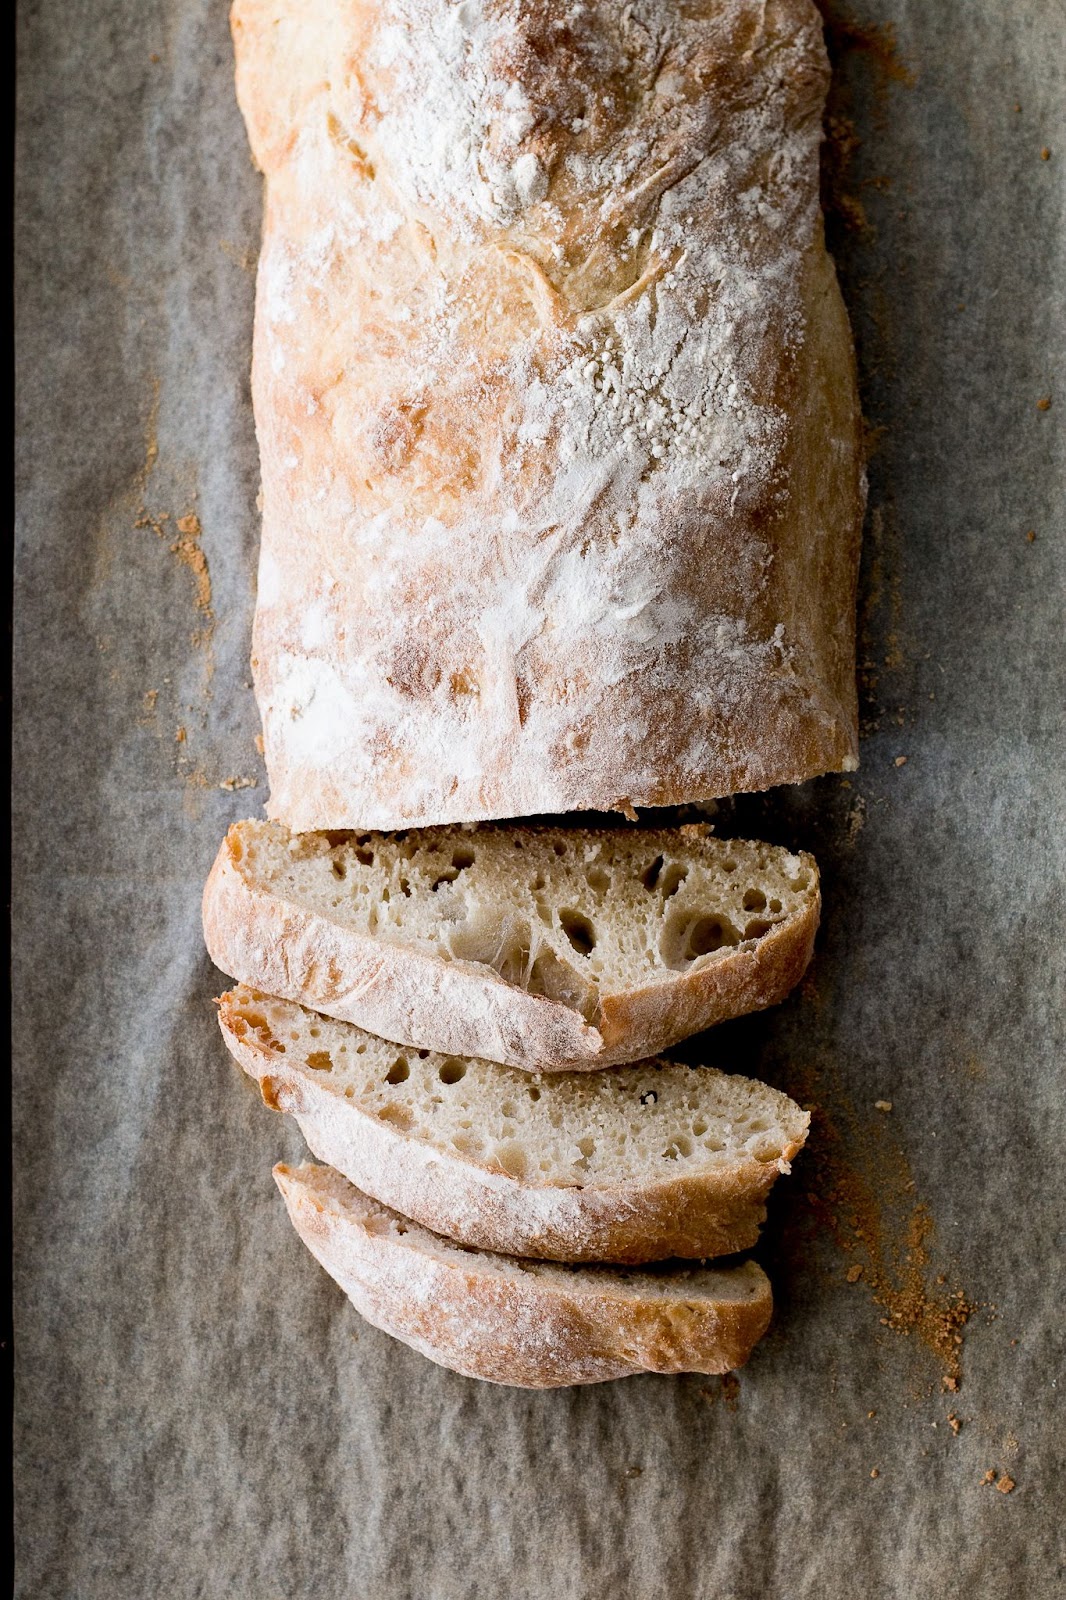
[205,818,819,1069]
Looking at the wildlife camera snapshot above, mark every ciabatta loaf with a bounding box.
[232,0,864,831]
[221,987,809,1262]
[204,820,819,1069]
[275,1163,773,1387]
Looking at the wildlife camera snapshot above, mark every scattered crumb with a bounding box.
[870,1468,880,1479]
[845,794,867,843]
[894,755,908,767]
[787,1072,976,1388]
[175,725,187,744]
[1026,529,1037,542]
[624,1467,642,1479]
[219,775,258,792]
[943,1376,959,1393]
[981,1470,997,1486]
[254,732,265,755]
[997,1475,1016,1495]
[1036,395,1052,411]
[150,52,160,63]
[948,1414,962,1435]
[1040,147,1051,160]
[847,1264,865,1283]
[142,689,158,714]
[875,1100,893,1113]
[868,1410,877,1419]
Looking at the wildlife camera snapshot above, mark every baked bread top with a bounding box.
[234,0,864,828]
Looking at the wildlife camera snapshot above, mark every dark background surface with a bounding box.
[15,1,1065,1595]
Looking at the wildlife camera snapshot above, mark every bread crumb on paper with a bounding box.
[875,1100,893,1112]
[997,1475,1016,1494]
[894,755,908,767]
[219,776,258,792]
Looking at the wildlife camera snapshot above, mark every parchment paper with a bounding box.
[14,2,1065,1595]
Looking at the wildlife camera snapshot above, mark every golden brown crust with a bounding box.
[231,0,864,831]
[202,822,820,1070]
[274,1163,774,1386]
[220,991,809,1262]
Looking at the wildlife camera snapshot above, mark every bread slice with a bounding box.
[222,987,809,1263]
[274,1163,773,1388]
[203,820,819,1070]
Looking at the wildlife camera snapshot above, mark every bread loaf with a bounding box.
[232,0,864,831]
[203,819,819,1068]
[275,1162,774,1385]
[221,986,810,1261]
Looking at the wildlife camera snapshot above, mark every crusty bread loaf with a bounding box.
[275,1163,773,1386]
[204,820,819,1069]
[221,986,809,1262]
[232,0,863,831]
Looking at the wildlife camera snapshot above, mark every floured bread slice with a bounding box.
[204,820,819,1070]
[275,1164,773,1388]
[222,988,809,1263]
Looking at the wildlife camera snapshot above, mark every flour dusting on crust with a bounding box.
[233,0,864,829]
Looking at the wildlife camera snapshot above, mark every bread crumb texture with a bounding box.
[235,818,815,1004]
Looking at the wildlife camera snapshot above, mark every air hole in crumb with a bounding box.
[309,1026,320,1038]
[722,858,737,873]
[560,909,596,956]
[354,846,374,867]
[789,870,811,890]
[438,1059,467,1085]
[687,916,740,956]
[640,1090,658,1106]
[385,1057,410,1085]
[661,909,741,967]
[552,841,566,856]
[528,1085,541,1101]
[399,876,411,897]
[452,847,475,871]
[743,887,767,911]
[417,1049,429,1059]
[769,898,782,913]
[331,861,346,880]
[660,862,688,899]
[494,1142,528,1178]
[641,855,664,890]
[744,919,771,940]
[306,1051,333,1072]
[585,865,610,893]
[692,1121,708,1137]
[532,873,546,892]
